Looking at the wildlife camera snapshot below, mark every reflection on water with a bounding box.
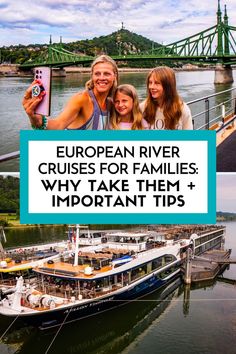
[1,70,236,171]
[4,225,67,249]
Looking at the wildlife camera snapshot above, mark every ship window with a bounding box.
[130,263,148,282]
[95,277,109,289]
[152,258,162,270]
[164,254,176,263]
[158,265,177,279]
[114,262,125,268]
[109,275,115,285]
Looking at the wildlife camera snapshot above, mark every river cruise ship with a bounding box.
[0,225,225,329]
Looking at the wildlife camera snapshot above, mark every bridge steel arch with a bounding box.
[20,2,236,71]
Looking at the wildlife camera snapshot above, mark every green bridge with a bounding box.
[20,1,236,77]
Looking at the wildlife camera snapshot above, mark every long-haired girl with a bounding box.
[140,66,193,130]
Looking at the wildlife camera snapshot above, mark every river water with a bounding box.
[0,221,236,354]
[0,70,236,172]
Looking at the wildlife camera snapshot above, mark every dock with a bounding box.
[184,249,231,283]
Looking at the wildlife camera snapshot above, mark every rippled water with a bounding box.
[0,222,236,354]
[1,70,236,171]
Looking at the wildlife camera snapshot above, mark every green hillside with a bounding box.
[65,29,161,56]
[0,29,162,66]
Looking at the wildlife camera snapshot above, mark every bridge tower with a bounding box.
[214,0,233,84]
[216,0,223,56]
[224,4,230,55]
[48,35,54,63]
[48,35,66,77]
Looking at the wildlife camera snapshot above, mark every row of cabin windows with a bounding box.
[194,231,223,246]
[95,254,177,288]
[130,254,176,283]
[195,238,222,255]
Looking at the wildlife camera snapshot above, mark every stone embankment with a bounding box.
[0,64,20,75]
[64,66,215,74]
[1,63,233,77]
[0,64,31,76]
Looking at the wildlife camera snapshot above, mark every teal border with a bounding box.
[20,130,216,225]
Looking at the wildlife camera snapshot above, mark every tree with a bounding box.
[0,176,19,213]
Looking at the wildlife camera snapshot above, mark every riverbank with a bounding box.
[0,63,220,77]
[3,224,66,229]
[64,66,216,74]
[0,213,64,228]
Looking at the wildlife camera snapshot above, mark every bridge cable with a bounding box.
[44,307,73,354]
[0,313,21,341]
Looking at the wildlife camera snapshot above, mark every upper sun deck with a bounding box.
[35,259,113,280]
[105,231,165,242]
[33,236,179,281]
[103,231,166,252]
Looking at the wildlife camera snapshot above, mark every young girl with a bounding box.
[110,84,149,130]
[140,66,193,130]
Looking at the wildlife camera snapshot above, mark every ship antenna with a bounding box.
[73,224,80,267]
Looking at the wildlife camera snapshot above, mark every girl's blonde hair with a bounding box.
[85,55,118,97]
[143,66,183,129]
[110,84,143,130]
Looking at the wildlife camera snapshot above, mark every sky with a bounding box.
[217,174,236,213]
[0,0,235,47]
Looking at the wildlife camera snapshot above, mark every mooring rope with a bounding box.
[45,307,73,354]
[0,314,20,341]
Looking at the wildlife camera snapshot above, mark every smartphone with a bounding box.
[33,67,52,116]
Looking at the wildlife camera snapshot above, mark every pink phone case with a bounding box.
[34,67,52,116]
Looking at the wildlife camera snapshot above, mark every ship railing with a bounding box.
[0,274,37,287]
[0,150,20,163]
[0,278,16,287]
[1,88,235,165]
[81,284,123,298]
[37,282,123,300]
[187,87,236,131]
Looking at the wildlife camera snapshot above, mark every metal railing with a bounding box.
[0,88,236,164]
[187,87,236,130]
[0,150,19,163]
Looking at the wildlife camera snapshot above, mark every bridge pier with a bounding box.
[52,68,66,77]
[214,63,233,84]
